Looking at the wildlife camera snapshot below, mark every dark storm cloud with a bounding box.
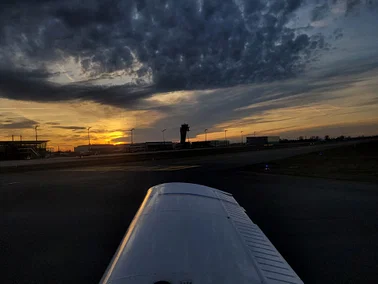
[344,0,378,14]
[0,0,375,107]
[0,68,157,107]
[0,0,335,106]
[315,56,378,80]
[346,0,361,14]
[0,116,38,129]
[311,3,329,21]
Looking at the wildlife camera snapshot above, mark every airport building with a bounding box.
[191,140,230,148]
[125,142,174,152]
[74,144,123,154]
[209,140,230,147]
[246,136,280,145]
[0,140,49,160]
[74,142,174,154]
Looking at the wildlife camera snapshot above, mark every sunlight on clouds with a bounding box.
[192,74,378,142]
[145,89,215,106]
[0,98,163,150]
[197,99,376,142]
[2,60,378,149]
[48,50,153,86]
[216,103,375,140]
[311,19,330,28]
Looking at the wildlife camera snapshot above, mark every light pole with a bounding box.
[130,128,135,144]
[224,129,228,141]
[87,127,92,146]
[241,131,244,144]
[204,128,208,142]
[35,125,39,142]
[162,129,166,143]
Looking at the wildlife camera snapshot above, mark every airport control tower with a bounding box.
[180,124,190,144]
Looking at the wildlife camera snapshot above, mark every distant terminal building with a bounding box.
[74,142,174,155]
[209,140,230,147]
[191,140,230,148]
[125,142,173,152]
[0,140,49,160]
[124,143,146,153]
[191,141,211,148]
[74,144,122,154]
[145,142,173,151]
[246,136,280,146]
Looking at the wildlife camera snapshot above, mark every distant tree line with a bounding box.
[280,134,378,144]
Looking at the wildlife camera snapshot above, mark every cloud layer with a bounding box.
[0,0,348,106]
[0,113,38,129]
[1,0,377,146]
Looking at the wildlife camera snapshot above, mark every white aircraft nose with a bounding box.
[100,183,304,284]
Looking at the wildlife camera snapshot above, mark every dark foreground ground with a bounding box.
[245,140,378,183]
[1,143,377,284]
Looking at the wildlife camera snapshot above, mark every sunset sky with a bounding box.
[1,0,378,151]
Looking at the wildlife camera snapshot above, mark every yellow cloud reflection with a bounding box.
[191,75,378,141]
[1,67,378,150]
[145,89,215,106]
[0,98,163,151]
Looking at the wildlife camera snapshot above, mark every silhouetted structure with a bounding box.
[74,144,119,154]
[0,140,48,160]
[246,136,280,146]
[124,142,173,153]
[192,140,230,148]
[191,141,212,148]
[180,124,190,144]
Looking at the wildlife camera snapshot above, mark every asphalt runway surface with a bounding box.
[1,144,378,284]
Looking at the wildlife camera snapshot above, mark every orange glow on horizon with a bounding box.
[1,71,378,148]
